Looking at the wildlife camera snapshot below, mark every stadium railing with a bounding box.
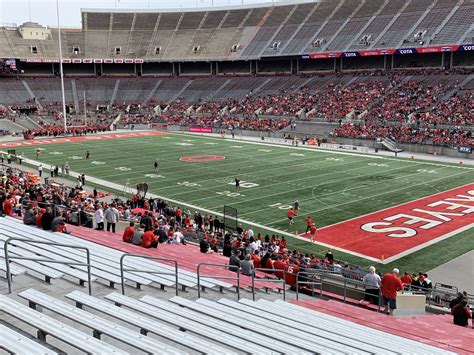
[196,263,240,300]
[3,236,92,295]
[119,254,179,296]
[251,267,287,301]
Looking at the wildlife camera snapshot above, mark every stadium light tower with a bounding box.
[56,0,68,133]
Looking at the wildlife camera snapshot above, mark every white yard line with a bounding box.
[8,132,473,264]
[260,163,460,224]
[177,131,474,169]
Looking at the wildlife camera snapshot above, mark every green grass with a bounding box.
[15,132,474,272]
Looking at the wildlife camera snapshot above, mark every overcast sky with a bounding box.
[0,0,276,27]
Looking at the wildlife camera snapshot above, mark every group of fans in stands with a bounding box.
[1,161,471,326]
[3,69,471,147]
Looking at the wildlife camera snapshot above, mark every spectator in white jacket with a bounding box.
[95,205,104,230]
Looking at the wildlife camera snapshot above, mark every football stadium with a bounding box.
[0,0,473,353]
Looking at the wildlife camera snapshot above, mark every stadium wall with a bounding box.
[165,125,473,160]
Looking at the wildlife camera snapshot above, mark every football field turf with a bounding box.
[11,131,474,272]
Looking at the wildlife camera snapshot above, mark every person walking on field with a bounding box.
[381,268,404,316]
[287,207,295,225]
[154,160,159,172]
[305,215,314,233]
[293,200,300,215]
[85,150,90,159]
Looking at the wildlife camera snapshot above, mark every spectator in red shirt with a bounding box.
[273,255,287,279]
[122,221,135,243]
[284,263,300,287]
[142,229,158,248]
[251,250,261,268]
[381,268,404,316]
[400,272,412,285]
[3,196,13,216]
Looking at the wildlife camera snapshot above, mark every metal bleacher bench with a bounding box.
[65,290,235,355]
[170,296,328,354]
[0,295,127,354]
[104,292,277,354]
[219,298,382,354]
[268,299,453,355]
[0,324,58,355]
[17,288,183,355]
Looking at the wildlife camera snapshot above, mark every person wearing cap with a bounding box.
[381,268,404,315]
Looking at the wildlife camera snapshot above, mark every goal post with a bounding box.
[223,205,238,232]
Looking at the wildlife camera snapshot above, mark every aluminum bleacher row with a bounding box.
[0,216,231,292]
[0,0,472,60]
[1,287,455,354]
[0,215,282,293]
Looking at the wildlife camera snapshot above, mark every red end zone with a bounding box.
[0,131,168,148]
[301,184,474,263]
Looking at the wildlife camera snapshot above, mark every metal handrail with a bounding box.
[3,236,92,295]
[296,270,322,301]
[197,263,240,300]
[119,254,179,296]
[297,271,383,311]
[251,267,287,301]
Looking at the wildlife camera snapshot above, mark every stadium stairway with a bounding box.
[65,223,283,292]
[292,299,473,354]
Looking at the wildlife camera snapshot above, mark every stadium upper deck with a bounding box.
[0,0,472,62]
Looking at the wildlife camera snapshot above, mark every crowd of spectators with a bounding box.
[333,123,473,147]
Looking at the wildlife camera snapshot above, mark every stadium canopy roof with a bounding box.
[81,0,318,14]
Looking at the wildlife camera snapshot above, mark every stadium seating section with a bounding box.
[0,0,472,61]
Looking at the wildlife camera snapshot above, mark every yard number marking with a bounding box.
[368,163,388,167]
[178,181,201,187]
[216,191,245,197]
[269,202,293,210]
[227,180,259,188]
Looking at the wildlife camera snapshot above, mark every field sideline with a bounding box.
[8,131,474,272]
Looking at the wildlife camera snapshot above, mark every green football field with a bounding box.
[15,132,474,273]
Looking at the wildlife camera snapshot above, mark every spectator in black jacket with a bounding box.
[41,207,54,230]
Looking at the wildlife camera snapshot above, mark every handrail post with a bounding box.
[252,271,256,301]
[282,276,286,302]
[174,260,178,296]
[120,254,126,295]
[296,272,300,301]
[86,248,92,295]
[236,268,240,300]
[343,278,347,302]
[197,263,201,299]
[4,238,12,294]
